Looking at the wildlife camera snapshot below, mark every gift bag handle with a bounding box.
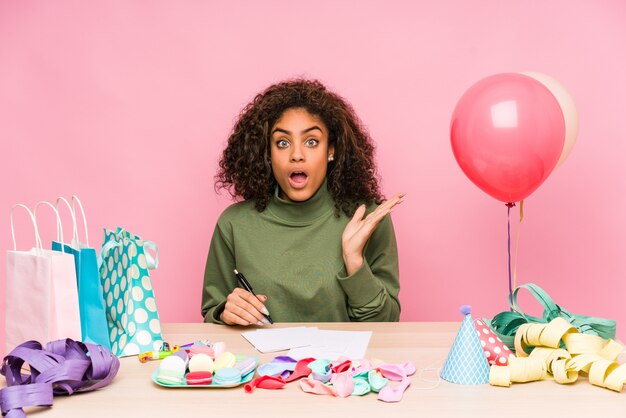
[143,240,159,269]
[71,195,90,247]
[56,196,80,248]
[97,238,159,270]
[33,201,67,252]
[10,204,43,251]
[97,227,135,268]
[111,227,159,269]
[54,195,90,248]
[97,240,122,268]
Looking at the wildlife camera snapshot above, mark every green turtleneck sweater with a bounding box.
[201,183,400,323]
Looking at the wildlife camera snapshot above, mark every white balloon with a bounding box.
[522,72,579,168]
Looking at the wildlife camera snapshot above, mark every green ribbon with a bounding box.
[485,283,616,353]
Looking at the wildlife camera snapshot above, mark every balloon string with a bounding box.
[506,202,515,310]
[513,200,524,290]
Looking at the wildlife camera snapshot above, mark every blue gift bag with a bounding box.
[98,227,163,357]
[52,196,111,349]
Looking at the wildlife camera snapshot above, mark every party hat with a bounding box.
[474,318,515,366]
[440,305,490,384]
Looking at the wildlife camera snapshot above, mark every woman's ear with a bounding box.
[328,145,335,162]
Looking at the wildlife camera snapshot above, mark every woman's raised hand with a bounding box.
[341,192,405,275]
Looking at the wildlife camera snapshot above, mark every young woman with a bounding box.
[202,79,404,325]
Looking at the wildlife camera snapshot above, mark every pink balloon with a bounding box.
[451,73,566,203]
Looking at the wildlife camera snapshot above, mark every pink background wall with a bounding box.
[2,1,625,356]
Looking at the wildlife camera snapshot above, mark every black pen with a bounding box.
[233,269,274,324]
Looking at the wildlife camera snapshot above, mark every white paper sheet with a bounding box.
[241,327,372,360]
[241,327,317,353]
[287,329,372,360]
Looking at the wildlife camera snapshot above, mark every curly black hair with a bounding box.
[215,78,383,216]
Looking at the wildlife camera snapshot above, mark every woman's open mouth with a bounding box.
[288,171,308,189]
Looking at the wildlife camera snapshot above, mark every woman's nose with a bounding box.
[290,145,304,162]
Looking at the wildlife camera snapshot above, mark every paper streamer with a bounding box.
[489,317,626,392]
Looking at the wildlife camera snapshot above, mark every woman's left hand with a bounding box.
[341,192,405,275]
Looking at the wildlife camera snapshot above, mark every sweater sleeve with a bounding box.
[336,215,401,321]
[201,220,234,324]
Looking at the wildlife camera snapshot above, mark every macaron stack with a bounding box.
[211,355,260,385]
[213,352,258,386]
[155,341,258,387]
[186,353,215,385]
[155,351,189,385]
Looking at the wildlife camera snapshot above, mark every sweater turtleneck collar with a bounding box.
[266,180,336,224]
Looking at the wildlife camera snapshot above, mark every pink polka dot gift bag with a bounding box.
[97,227,164,357]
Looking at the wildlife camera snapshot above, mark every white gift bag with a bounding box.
[5,203,81,352]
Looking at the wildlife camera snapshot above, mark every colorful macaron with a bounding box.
[213,367,242,385]
[212,342,226,357]
[186,371,213,385]
[188,344,215,357]
[188,353,214,373]
[155,355,187,385]
[234,356,259,376]
[214,352,236,370]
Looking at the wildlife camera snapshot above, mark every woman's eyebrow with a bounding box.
[302,126,323,134]
[271,126,323,135]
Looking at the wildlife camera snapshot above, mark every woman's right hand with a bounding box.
[220,288,271,326]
